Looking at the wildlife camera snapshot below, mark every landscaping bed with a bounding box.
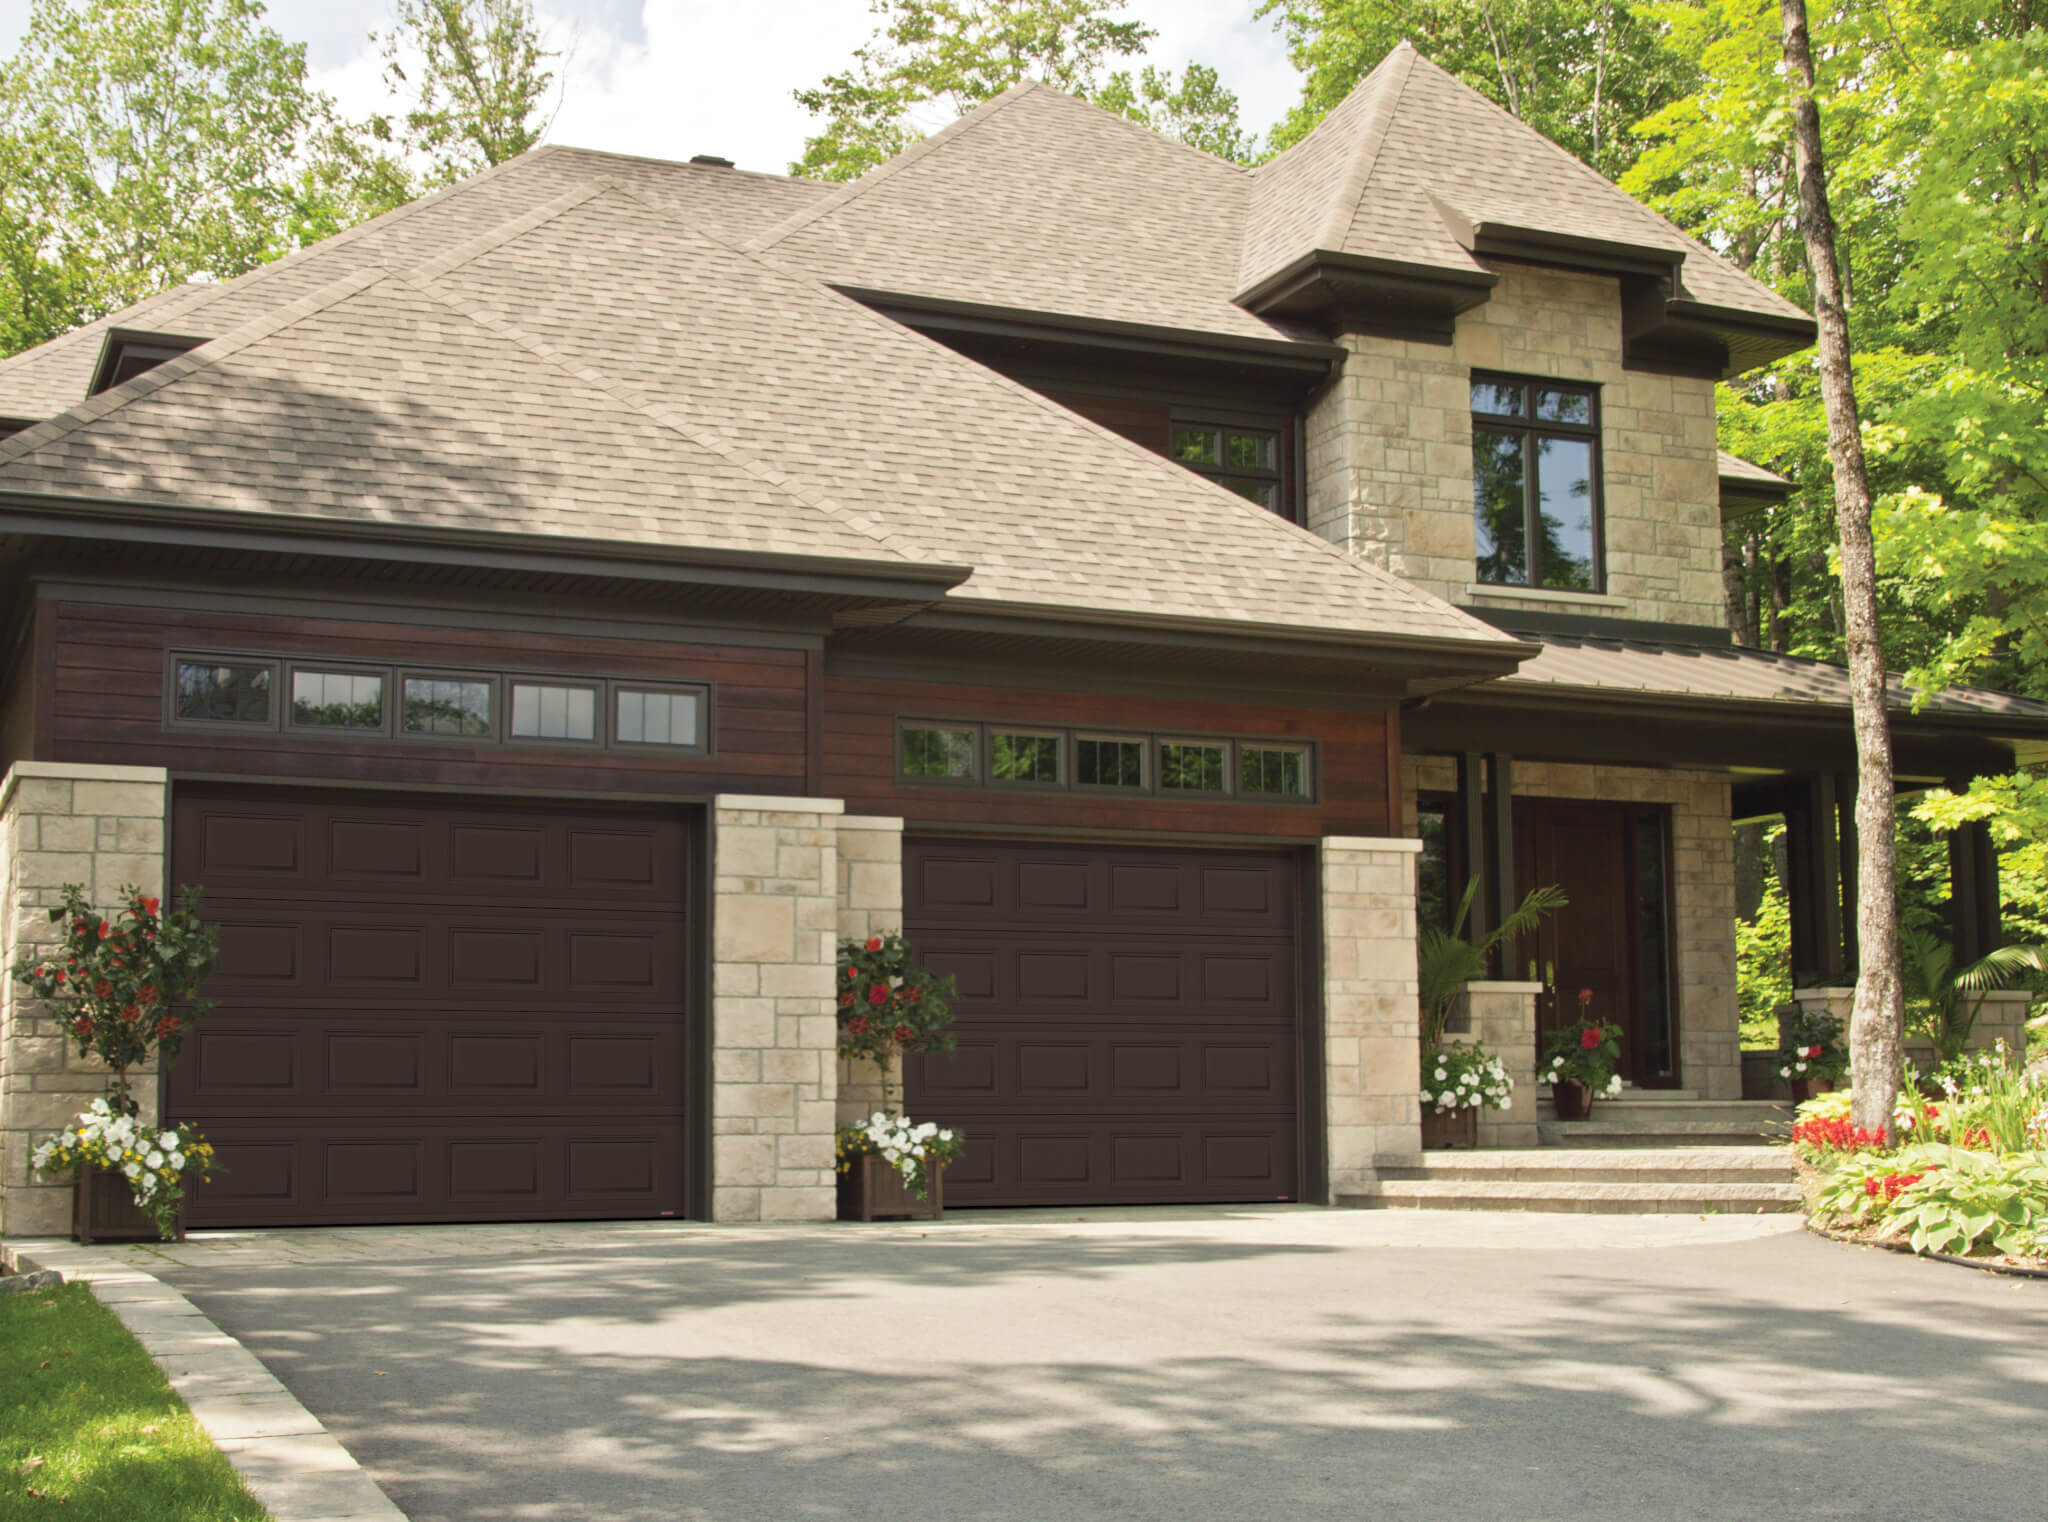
[0,1280,270,1519]
[1792,1050,2048,1276]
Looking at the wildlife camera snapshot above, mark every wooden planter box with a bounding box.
[837,1154,944,1222]
[73,1167,182,1245]
[1420,1106,1479,1149]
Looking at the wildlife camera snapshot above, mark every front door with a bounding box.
[1514,798,1675,1087]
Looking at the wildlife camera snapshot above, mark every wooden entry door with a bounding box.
[1514,799,1674,1087]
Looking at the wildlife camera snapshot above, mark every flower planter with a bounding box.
[72,1167,181,1245]
[837,1154,944,1222]
[1420,1106,1479,1149]
[1789,1078,1835,1106]
[1550,1080,1595,1122]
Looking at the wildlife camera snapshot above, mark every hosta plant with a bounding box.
[8,884,219,1116]
[1808,1144,1948,1224]
[30,1098,217,1239]
[1888,1149,2048,1258]
[1420,1042,1514,1114]
[835,1110,963,1200]
[836,933,957,1066]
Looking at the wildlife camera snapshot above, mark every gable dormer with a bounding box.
[88,329,206,396]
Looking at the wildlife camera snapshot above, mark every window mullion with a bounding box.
[1523,423,1542,588]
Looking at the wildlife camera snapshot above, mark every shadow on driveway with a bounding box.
[162,1219,2048,1522]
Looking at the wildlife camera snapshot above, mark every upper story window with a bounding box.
[1471,376,1602,592]
[1170,419,1285,516]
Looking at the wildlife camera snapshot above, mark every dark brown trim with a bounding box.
[1468,608,1734,647]
[685,803,712,1220]
[804,647,825,796]
[1470,372,1607,596]
[86,329,207,396]
[31,598,55,762]
[1298,842,1328,1205]
[1382,705,1403,838]
[1234,248,1497,337]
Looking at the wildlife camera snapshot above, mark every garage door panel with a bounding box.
[905,838,1301,1209]
[170,785,691,1227]
[185,1115,684,1227]
[915,934,1295,1024]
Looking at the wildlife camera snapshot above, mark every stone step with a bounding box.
[1542,1100,1793,1123]
[1339,1179,1803,1214]
[1599,1089,1704,1103]
[1543,1121,1792,1149]
[1378,1147,1792,1186]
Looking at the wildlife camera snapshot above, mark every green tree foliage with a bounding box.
[375,0,560,184]
[791,0,1254,179]
[1737,865,1793,1049]
[0,0,404,354]
[1257,0,1697,175]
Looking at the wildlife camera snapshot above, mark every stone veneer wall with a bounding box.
[1793,987,2035,1078]
[1406,758,1742,1100]
[709,795,843,1222]
[834,815,906,1126]
[1306,261,1725,629]
[1450,981,1542,1148]
[0,763,169,1238]
[1321,836,1424,1191]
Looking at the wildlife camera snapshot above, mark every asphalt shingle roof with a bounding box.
[1717,449,1793,491]
[0,181,1518,653]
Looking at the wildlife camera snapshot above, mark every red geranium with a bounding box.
[865,937,883,953]
[867,983,889,1006]
[848,1016,870,1036]
[893,1025,914,1044]
[1579,1027,1601,1050]
[72,1016,92,1039]
[835,931,957,1067]
[1577,988,1593,1006]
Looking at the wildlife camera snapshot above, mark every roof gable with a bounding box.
[750,82,1285,343]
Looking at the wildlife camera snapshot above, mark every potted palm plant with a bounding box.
[1901,924,2045,1070]
[1416,879,1567,1147]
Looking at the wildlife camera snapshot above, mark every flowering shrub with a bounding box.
[836,933,957,1066]
[30,1098,217,1238]
[1540,993,1623,1095]
[1792,1116,1891,1156]
[1777,1006,1848,1085]
[8,884,219,1115]
[1420,1043,1513,1114]
[835,1110,963,1200]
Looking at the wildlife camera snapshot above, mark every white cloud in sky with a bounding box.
[0,1,1304,175]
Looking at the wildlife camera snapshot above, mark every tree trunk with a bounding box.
[1781,0,1903,1134]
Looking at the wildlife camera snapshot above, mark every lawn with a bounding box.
[0,1281,270,1520]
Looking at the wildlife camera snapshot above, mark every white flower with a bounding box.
[122,1162,140,1178]
[1779,1066,1792,1078]
[1419,1090,1434,1105]
[145,1150,164,1168]
[1434,1067,1447,1081]
[160,1132,180,1149]
[1794,1061,1808,1074]
[1606,1075,1623,1095]
[1552,1056,1565,1068]
[169,1152,186,1170]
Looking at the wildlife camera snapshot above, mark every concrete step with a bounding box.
[1377,1147,1792,1186]
[1600,1089,1704,1103]
[1339,1179,1803,1214]
[1542,1099,1793,1124]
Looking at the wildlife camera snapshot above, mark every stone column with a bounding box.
[834,815,905,1126]
[1321,835,1424,1197]
[0,763,169,1239]
[1452,980,1542,1148]
[710,795,842,1223]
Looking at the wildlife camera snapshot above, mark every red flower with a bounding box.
[844,965,857,980]
[154,1015,181,1040]
[848,1016,870,1036]
[120,1003,141,1023]
[96,923,110,940]
[838,990,855,1008]
[72,1016,92,1039]
[867,983,889,1006]
[137,986,159,1007]
[893,1024,914,1044]
[906,987,921,1003]
[1579,1028,1601,1051]
[1577,988,1593,1006]
[865,937,882,953]
[93,981,112,1000]
[141,897,160,916]
[53,969,65,983]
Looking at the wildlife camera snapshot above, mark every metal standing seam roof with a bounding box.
[0,180,1523,656]
[1505,635,2048,726]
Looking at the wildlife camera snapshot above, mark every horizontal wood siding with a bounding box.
[47,599,809,794]
[823,674,1393,837]
[1041,390,1172,455]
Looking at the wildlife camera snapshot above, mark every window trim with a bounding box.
[895,719,983,787]
[608,680,712,755]
[1072,732,1150,794]
[1237,741,1315,801]
[398,670,501,744]
[504,676,604,749]
[895,718,1318,806]
[165,652,282,734]
[284,661,393,739]
[1168,407,1295,523]
[987,727,1067,790]
[1470,371,1606,594]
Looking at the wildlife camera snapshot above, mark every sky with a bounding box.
[0,1,1306,175]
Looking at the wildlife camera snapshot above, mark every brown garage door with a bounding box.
[168,786,693,1227]
[903,838,1301,1207]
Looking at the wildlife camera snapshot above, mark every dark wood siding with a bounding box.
[0,603,38,774]
[1040,390,1171,454]
[45,598,810,794]
[823,674,1394,837]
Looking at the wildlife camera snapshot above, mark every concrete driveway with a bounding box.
[142,1208,2048,1522]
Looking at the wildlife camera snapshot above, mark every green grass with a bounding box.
[0,1282,270,1520]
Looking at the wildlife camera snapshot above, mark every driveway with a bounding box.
[140,1209,2047,1522]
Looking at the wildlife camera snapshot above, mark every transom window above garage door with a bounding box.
[897,718,1314,802]
[167,650,710,754]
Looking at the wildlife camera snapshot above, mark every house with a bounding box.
[1,43,2043,1235]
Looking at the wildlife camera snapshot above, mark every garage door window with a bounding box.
[173,658,275,728]
[403,676,495,738]
[512,681,599,742]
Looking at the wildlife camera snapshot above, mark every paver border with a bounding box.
[2,1238,408,1522]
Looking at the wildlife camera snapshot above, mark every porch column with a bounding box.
[0,763,169,1239]
[1321,835,1424,1196]
[710,795,843,1223]
[1455,752,1488,940]
[1947,810,2001,966]
[1487,753,1517,971]
[1784,773,1848,984]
